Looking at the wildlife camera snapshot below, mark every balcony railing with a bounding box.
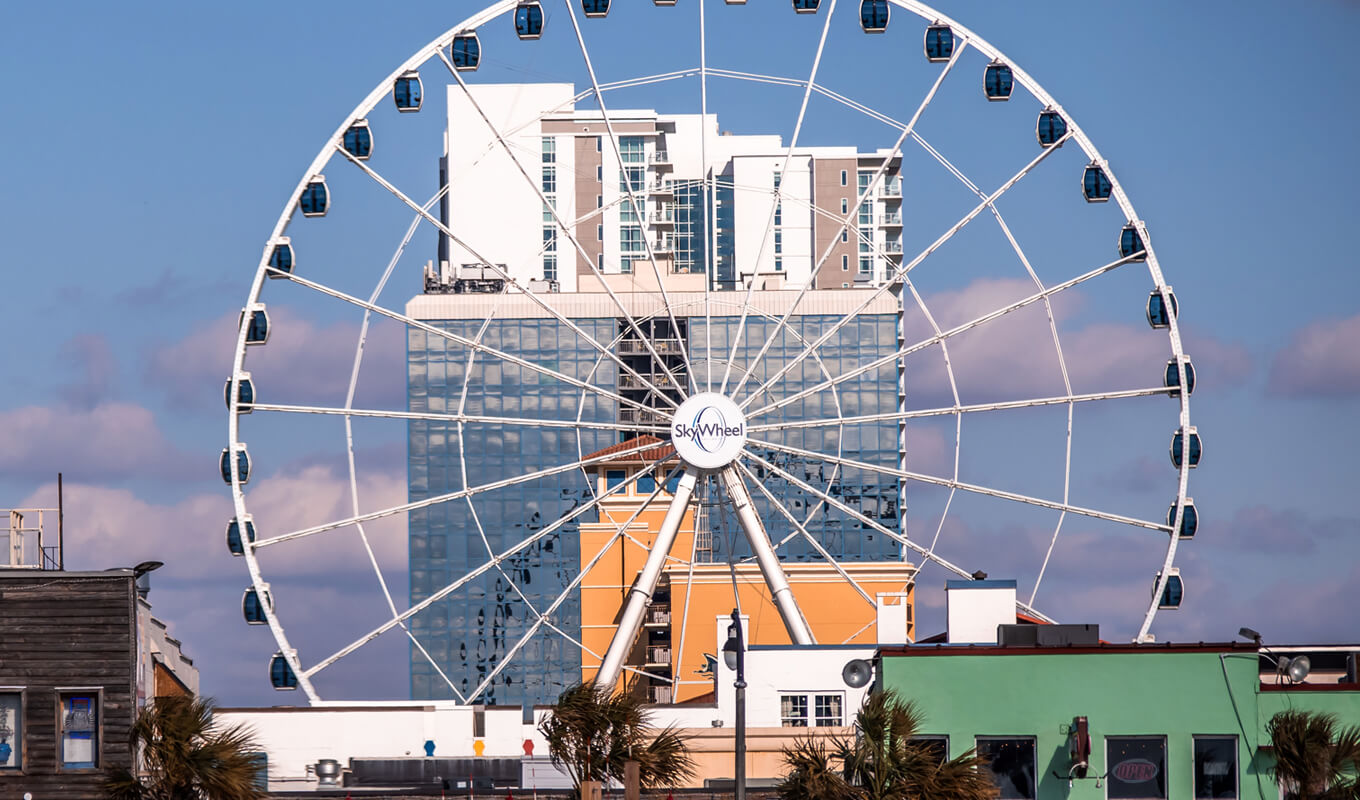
[645,606,672,626]
[647,685,674,704]
[881,180,903,197]
[646,646,672,666]
[650,151,672,165]
[618,339,685,356]
[619,407,668,425]
[881,212,903,226]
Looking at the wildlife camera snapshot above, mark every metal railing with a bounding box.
[4,508,61,570]
[647,646,672,665]
[647,685,673,704]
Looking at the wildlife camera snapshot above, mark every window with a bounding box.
[620,136,645,163]
[842,254,849,271]
[840,169,847,186]
[636,473,656,495]
[813,694,843,726]
[913,735,949,765]
[541,166,556,193]
[60,692,99,769]
[1194,737,1237,799]
[606,470,625,491]
[541,137,556,163]
[859,257,873,275]
[620,166,645,192]
[596,165,603,181]
[780,694,808,727]
[0,692,21,770]
[248,752,268,790]
[1106,736,1167,800]
[543,253,557,282]
[597,224,603,242]
[596,136,602,152]
[840,198,849,214]
[976,737,1036,800]
[597,195,603,209]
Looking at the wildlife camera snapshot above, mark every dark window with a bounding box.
[813,694,843,726]
[1106,736,1167,799]
[913,735,949,765]
[606,470,626,491]
[248,752,268,789]
[976,737,1036,799]
[0,692,21,769]
[60,693,98,769]
[473,708,487,737]
[1193,736,1237,799]
[780,694,808,727]
[636,473,656,495]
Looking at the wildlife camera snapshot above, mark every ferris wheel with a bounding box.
[225,0,1198,705]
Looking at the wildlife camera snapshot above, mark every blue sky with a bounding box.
[2,2,1357,706]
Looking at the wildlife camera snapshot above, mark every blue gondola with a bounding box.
[1170,427,1202,469]
[924,23,953,62]
[226,515,256,557]
[1147,288,1178,328]
[243,587,270,624]
[451,34,480,71]
[1083,163,1112,202]
[1037,109,1067,147]
[793,0,819,12]
[393,71,423,112]
[860,0,888,32]
[225,373,254,413]
[1168,498,1197,540]
[515,1,544,39]
[299,176,329,217]
[1119,223,1147,260]
[220,446,251,485]
[1165,357,1196,396]
[582,0,609,17]
[983,62,1012,101]
[342,120,372,161]
[266,237,293,278]
[270,653,298,690]
[241,305,269,345]
[1155,568,1184,609]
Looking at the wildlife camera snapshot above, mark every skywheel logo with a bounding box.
[670,393,747,470]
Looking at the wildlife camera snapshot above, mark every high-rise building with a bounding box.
[408,83,908,706]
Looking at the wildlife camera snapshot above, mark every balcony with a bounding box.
[883,241,904,255]
[652,236,675,253]
[618,407,668,425]
[647,685,673,704]
[650,151,672,169]
[646,646,672,666]
[881,180,903,198]
[648,208,675,226]
[881,212,903,227]
[618,338,684,356]
[644,606,672,627]
[647,180,675,196]
[618,371,685,390]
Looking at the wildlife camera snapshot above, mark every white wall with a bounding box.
[945,580,1017,644]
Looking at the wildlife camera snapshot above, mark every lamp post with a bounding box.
[722,609,746,800]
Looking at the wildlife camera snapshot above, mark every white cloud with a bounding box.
[0,402,195,482]
[1268,313,1360,398]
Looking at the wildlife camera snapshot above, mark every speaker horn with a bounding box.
[842,659,873,688]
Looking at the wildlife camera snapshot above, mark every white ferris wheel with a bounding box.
[225,0,1198,705]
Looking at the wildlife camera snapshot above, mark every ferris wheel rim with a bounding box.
[227,0,1194,704]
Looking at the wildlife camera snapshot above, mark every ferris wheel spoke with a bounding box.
[305,447,676,676]
[698,0,714,390]
[734,460,874,608]
[246,402,662,435]
[254,437,666,550]
[744,250,1138,421]
[747,387,1171,432]
[431,51,688,410]
[746,436,1170,534]
[267,268,666,422]
[729,35,969,406]
[737,122,1069,413]
[740,449,1054,623]
[336,148,681,412]
[467,461,682,700]
[560,1,698,397]
[717,0,840,396]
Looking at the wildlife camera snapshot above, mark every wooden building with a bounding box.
[0,569,139,798]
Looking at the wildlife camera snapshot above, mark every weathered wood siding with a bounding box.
[0,571,136,799]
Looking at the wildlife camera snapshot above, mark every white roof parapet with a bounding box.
[407,288,900,320]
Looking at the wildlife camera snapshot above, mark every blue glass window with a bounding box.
[60,694,98,768]
[393,73,422,111]
[636,473,656,495]
[792,0,818,12]
[220,448,251,485]
[451,34,480,71]
[606,469,626,491]
[664,473,680,494]
[1119,224,1147,260]
[244,308,269,344]
[267,239,293,276]
[1170,428,1202,469]
[225,375,254,410]
[1165,359,1195,396]
[243,588,268,624]
[1147,289,1177,328]
[1168,499,1197,540]
[582,0,609,18]
[227,517,255,556]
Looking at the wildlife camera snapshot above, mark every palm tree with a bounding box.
[105,695,265,800]
[1267,709,1360,800]
[779,690,998,800]
[539,681,695,796]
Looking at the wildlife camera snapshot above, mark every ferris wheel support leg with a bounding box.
[596,470,699,692]
[718,466,816,646]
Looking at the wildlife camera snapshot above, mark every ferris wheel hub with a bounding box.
[670,392,747,470]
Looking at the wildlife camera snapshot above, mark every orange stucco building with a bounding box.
[579,436,916,703]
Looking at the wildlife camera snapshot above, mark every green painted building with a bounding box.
[879,641,1360,800]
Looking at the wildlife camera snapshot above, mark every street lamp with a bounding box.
[722,609,746,800]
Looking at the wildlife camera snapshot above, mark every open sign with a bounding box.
[1113,758,1160,783]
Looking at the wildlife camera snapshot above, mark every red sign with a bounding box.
[1113,759,1159,783]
